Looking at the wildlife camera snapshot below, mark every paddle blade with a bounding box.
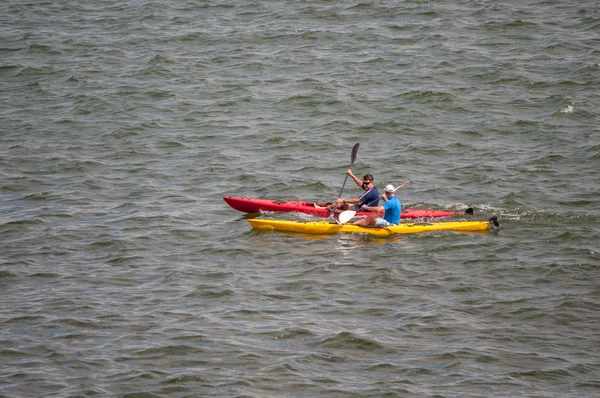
[337,143,361,199]
[350,143,360,165]
[393,181,410,191]
[338,210,356,224]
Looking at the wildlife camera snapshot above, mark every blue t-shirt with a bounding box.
[359,187,379,207]
[383,196,401,225]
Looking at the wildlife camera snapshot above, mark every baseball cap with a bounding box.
[384,184,395,193]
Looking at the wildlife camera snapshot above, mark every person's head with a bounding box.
[362,174,374,189]
[384,184,396,196]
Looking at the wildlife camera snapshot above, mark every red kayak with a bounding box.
[223,196,473,219]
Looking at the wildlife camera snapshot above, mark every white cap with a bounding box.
[384,184,395,193]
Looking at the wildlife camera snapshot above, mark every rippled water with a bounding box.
[1,1,599,396]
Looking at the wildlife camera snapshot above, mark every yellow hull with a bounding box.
[247,218,496,237]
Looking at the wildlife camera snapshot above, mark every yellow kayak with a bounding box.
[247,217,499,237]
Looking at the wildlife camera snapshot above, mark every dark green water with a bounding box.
[1,1,599,396]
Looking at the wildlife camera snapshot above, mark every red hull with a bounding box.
[223,196,470,219]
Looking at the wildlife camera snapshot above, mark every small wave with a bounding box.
[1,315,46,324]
[55,318,105,330]
[559,104,574,114]
[1,218,45,227]
[0,348,31,358]
[509,368,573,381]
[27,43,61,55]
[128,344,205,358]
[0,64,24,77]
[155,140,187,148]
[272,327,314,340]
[184,285,234,299]
[0,270,18,279]
[316,331,396,354]
[261,360,300,374]
[28,272,60,278]
[147,54,174,65]
[161,374,210,385]
[395,90,455,103]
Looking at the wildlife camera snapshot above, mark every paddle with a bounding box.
[337,143,360,198]
[338,210,356,224]
[391,181,410,192]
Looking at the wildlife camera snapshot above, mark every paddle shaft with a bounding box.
[337,175,350,199]
[337,143,360,199]
[394,181,410,191]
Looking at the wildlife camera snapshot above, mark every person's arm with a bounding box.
[362,195,388,212]
[361,204,384,212]
[346,169,362,187]
[336,197,361,205]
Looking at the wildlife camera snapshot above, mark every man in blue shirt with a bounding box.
[353,184,401,227]
[334,170,379,211]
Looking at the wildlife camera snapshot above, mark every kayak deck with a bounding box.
[247,217,499,237]
[224,196,472,219]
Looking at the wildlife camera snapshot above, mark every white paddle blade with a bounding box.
[394,181,410,191]
[338,210,356,224]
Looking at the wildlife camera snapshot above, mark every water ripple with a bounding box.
[1,0,599,396]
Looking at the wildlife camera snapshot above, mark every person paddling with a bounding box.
[334,170,379,211]
[353,184,401,227]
